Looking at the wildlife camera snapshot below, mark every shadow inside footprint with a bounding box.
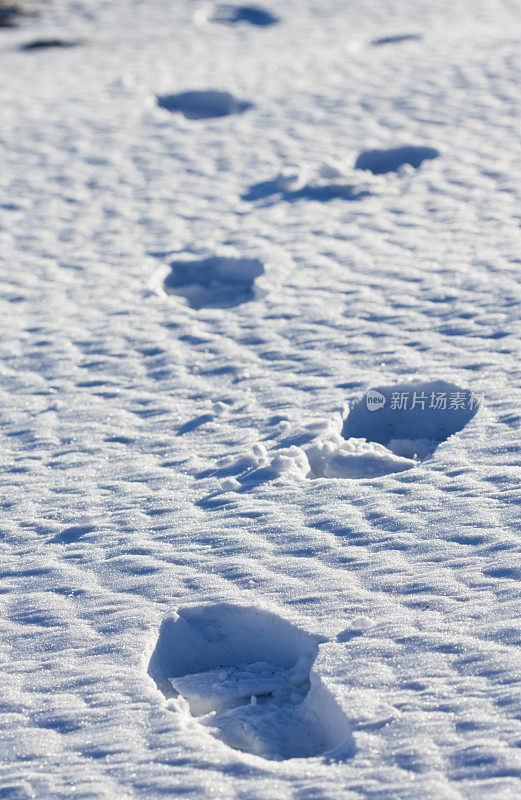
[342,380,480,459]
[371,33,422,46]
[148,604,355,761]
[211,4,278,25]
[163,255,264,309]
[157,90,252,120]
[355,145,439,174]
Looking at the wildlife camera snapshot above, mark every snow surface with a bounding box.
[1,0,521,797]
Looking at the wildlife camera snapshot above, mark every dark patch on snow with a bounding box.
[163,256,264,309]
[21,37,83,50]
[211,4,278,26]
[157,90,252,120]
[242,177,369,204]
[0,1,27,27]
[371,33,422,46]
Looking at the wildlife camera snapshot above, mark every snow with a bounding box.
[1,0,521,797]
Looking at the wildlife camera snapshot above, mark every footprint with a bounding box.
[210,4,278,26]
[355,145,439,174]
[243,179,368,204]
[21,37,83,50]
[163,255,264,309]
[242,164,370,204]
[371,33,422,46]
[156,90,252,120]
[342,380,480,459]
[148,604,354,761]
[228,382,479,484]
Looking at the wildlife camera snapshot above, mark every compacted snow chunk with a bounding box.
[355,145,439,174]
[309,439,416,478]
[148,604,354,761]
[343,380,479,458]
[211,4,278,26]
[156,90,252,119]
[163,256,264,309]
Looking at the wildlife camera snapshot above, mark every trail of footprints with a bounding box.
[14,0,481,769]
[148,10,464,481]
[13,1,440,318]
[155,61,439,306]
